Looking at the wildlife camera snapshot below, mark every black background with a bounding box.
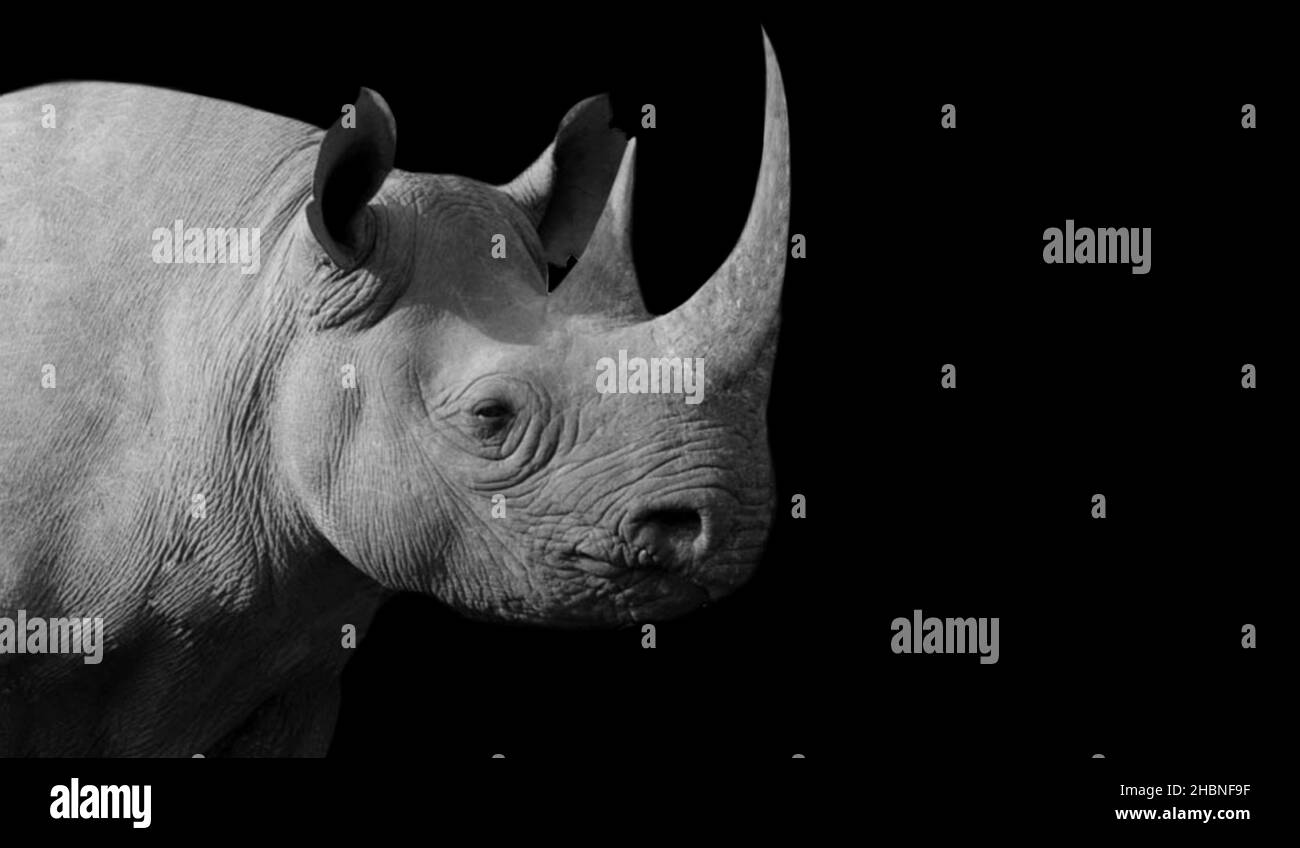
[1,6,1285,833]
[880,63,1283,770]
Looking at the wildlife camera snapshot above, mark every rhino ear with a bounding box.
[500,95,628,269]
[306,87,396,268]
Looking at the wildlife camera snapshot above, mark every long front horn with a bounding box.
[651,27,790,381]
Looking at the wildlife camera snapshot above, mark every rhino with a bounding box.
[0,30,789,756]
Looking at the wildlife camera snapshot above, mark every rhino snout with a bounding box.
[624,505,707,572]
[613,493,764,603]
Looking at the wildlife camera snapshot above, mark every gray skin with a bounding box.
[0,32,789,756]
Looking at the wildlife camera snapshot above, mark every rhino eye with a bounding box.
[468,400,515,442]
[472,400,513,421]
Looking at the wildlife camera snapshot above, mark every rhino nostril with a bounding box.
[648,509,702,537]
[630,508,704,567]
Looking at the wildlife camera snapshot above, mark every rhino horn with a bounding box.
[549,137,649,321]
[650,28,790,380]
[560,29,789,379]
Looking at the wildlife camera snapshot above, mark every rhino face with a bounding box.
[278,33,788,626]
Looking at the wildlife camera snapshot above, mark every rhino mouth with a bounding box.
[562,560,713,623]
[568,543,659,575]
[561,542,718,604]
[567,535,694,580]
[566,554,626,578]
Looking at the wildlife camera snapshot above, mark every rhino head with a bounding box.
[275,32,789,626]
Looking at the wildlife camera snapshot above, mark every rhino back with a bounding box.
[0,82,319,658]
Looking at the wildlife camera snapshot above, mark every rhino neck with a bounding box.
[0,86,396,754]
[145,137,391,626]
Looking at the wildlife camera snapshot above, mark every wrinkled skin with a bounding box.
[0,33,788,755]
[282,172,774,626]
